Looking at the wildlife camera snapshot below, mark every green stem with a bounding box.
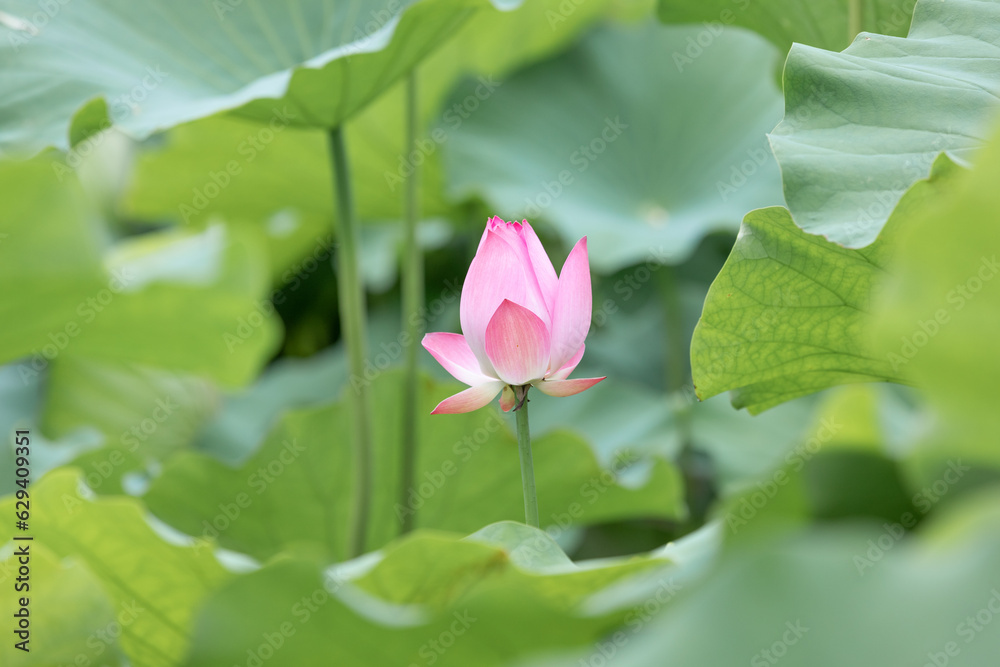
[329,126,374,558]
[847,0,862,44]
[515,388,539,528]
[399,71,422,536]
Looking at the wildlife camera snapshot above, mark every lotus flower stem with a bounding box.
[847,0,861,45]
[329,126,374,558]
[399,70,422,536]
[514,388,539,527]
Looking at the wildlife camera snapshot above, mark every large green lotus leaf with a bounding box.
[874,124,1000,468]
[534,493,1000,667]
[0,0,520,155]
[144,370,684,562]
[353,523,663,610]
[444,20,784,273]
[0,158,107,355]
[769,0,1000,247]
[42,357,218,455]
[119,115,337,283]
[184,523,678,666]
[582,521,721,614]
[40,356,219,494]
[193,345,348,465]
[0,543,126,666]
[62,224,282,385]
[658,0,915,53]
[0,362,105,496]
[0,158,280,386]
[121,0,613,239]
[118,113,447,285]
[345,0,618,220]
[690,154,960,413]
[0,469,231,667]
[121,117,332,236]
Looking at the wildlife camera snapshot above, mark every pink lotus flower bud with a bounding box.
[422,216,605,414]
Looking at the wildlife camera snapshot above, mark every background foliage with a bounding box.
[2,0,1000,665]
